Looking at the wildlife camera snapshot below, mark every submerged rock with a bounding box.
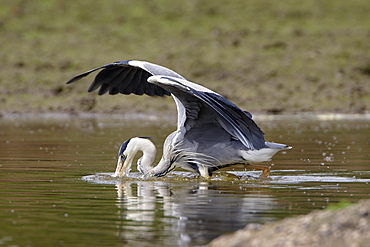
[209,199,370,247]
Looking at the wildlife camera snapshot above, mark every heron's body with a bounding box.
[67,60,291,178]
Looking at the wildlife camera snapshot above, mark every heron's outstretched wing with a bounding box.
[66,60,265,149]
[148,76,266,150]
[66,60,185,96]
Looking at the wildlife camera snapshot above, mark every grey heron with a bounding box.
[67,60,291,178]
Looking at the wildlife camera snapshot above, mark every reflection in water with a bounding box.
[82,166,370,246]
[114,179,275,246]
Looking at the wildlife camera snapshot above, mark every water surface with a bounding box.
[0,115,369,246]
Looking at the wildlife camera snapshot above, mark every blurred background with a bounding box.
[1,0,369,116]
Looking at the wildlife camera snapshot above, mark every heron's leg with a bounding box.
[198,165,211,179]
[245,163,271,178]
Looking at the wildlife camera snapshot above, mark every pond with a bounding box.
[0,114,369,246]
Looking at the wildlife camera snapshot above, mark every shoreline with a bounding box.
[209,199,370,247]
[1,111,370,122]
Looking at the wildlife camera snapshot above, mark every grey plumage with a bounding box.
[67,60,291,178]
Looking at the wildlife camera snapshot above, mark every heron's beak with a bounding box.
[114,155,127,177]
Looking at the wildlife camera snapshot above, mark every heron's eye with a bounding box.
[120,155,125,159]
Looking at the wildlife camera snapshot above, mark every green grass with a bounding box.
[326,199,353,210]
[1,0,369,115]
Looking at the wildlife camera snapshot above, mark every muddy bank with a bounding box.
[209,199,370,247]
[1,1,370,115]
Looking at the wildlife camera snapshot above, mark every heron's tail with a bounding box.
[265,142,292,150]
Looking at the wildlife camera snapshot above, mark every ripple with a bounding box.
[82,170,370,185]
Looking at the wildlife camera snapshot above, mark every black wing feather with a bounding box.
[88,67,120,92]
[98,83,111,95]
[120,70,137,94]
[66,60,171,97]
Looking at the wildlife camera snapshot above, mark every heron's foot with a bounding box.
[258,166,270,178]
[245,164,271,178]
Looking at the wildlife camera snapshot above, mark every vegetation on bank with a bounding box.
[1,0,369,116]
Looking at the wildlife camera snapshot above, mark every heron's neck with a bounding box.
[136,139,173,177]
[148,157,173,177]
[136,140,157,172]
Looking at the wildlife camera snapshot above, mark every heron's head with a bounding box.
[114,139,133,177]
[114,137,157,177]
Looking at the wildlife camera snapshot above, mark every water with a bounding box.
[0,114,369,246]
